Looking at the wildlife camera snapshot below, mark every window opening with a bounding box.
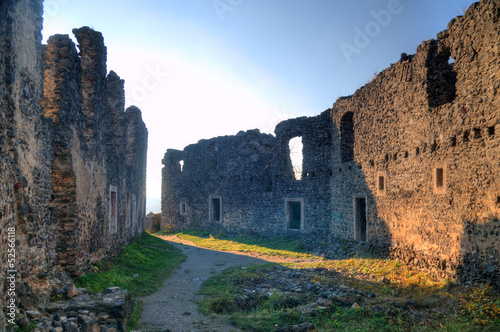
[109,186,118,233]
[378,176,385,191]
[126,193,130,227]
[434,165,446,194]
[209,197,221,222]
[286,199,303,230]
[436,168,444,188]
[180,202,187,216]
[340,112,355,162]
[289,137,303,180]
[132,194,137,230]
[473,128,482,139]
[488,125,495,137]
[463,130,469,143]
[179,160,184,172]
[354,197,367,242]
[450,136,457,147]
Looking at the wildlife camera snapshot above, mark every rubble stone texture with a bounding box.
[162,0,499,287]
[0,0,148,328]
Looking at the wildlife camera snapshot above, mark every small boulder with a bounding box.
[67,283,78,298]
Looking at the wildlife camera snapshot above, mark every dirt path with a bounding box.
[138,235,270,332]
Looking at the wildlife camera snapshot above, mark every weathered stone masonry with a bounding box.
[162,111,335,236]
[163,0,499,286]
[1,0,148,328]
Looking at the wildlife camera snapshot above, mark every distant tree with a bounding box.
[151,213,161,232]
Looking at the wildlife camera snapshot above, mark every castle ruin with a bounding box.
[1,0,147,327]
[162,0,499,286]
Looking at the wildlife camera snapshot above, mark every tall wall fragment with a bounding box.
[0,1,148,328]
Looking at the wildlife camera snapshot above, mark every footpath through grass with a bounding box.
[75,232,185,328]
[175,231,319,261]
[170,231,500,332]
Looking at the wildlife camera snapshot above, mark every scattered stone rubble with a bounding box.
[226,264,436,332]
[13,287,133,332]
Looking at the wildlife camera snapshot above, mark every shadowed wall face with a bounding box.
[0,1,148,327]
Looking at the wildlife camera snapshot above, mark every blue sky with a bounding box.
[42,0,477,213]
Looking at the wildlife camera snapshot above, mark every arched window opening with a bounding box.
[179,160,184,172]
[289,137,303,180]
[340,112,355,163]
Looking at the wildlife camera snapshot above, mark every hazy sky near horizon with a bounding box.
[41,0,476,213]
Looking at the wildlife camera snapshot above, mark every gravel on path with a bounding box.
[138,236,267,332]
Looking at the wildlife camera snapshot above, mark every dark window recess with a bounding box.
[385,154,389,162]
[369,160,375,167]
[340,112,355,163]
[393,153,398,161]
[354,197,367,242]
[416,147,420,156]
[488,126,495,137]
[210,198,221,222]
[426,42,457,108]
[474,128,482,139]
[404,151,409,158]
[431,141,437,152]
[436,168,444,188]
[463,130,469,143]
[378,176,385,191]
[450,136,457,147]
[288,202,301,230]
[181,203,186,214]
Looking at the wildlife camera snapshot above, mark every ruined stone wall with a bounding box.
[40,28,148,277]
[162,0,498,286]
[161,111,335,236]
[0,1,148,327]
[330,0,499,284]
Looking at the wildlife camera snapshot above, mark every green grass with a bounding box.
[75,232,185,329]
[76,232,185,296]
[174,231,319,260]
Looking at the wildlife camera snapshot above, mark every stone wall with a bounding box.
[162,111,335,236]
[0,0,148,328]
[330,0,499,285]
[162,0,499,286]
